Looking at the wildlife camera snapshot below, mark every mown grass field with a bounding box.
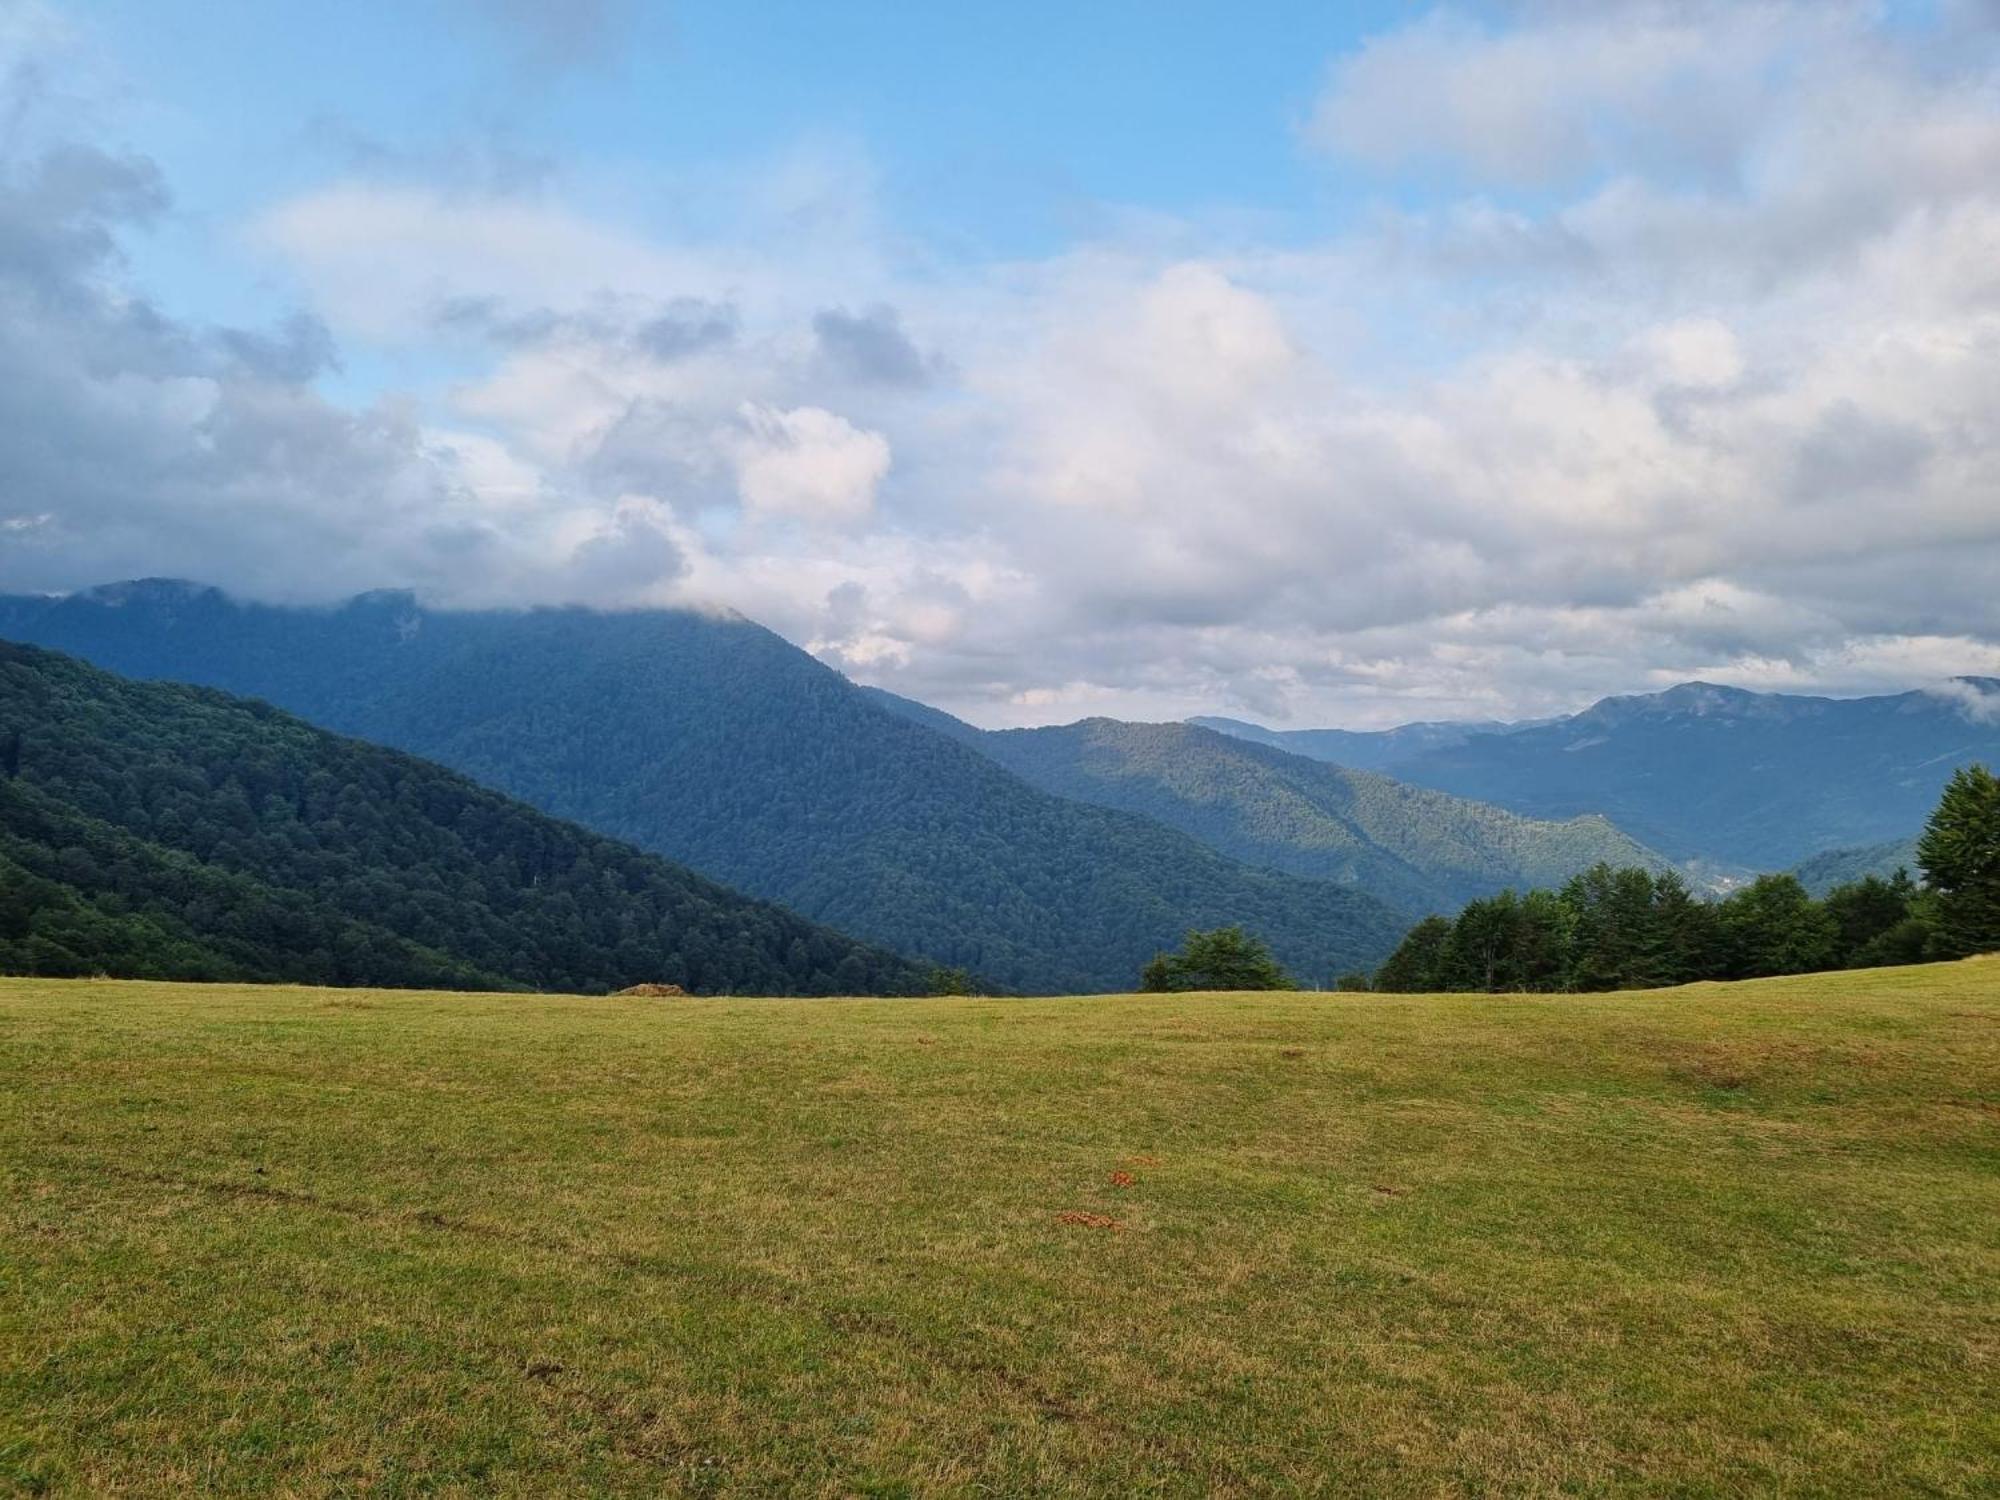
[4,964,1998,1496]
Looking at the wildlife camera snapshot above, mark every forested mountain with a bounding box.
[1792,837,1923,897]
[863,696,1666,916]
[1199,680,2000,869]
[0,582,1404,992]
[0,642,929,994]
[1187,715,1521,772]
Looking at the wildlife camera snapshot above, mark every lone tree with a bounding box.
[1140,926,1296,992]
[1918,763,2000,957]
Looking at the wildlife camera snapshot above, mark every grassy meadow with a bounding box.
[3,964,1998,1496]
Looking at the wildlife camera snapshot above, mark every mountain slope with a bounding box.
[865,698,1667,914]
[1201,680,2000,869]
[1188,715,1522,772]
[0,641,930,994]
[0,583,1405,991]
[1791,836,1924,897]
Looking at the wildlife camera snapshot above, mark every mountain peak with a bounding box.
[1579,680,1787,725]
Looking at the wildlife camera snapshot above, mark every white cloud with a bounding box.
[9,0,2000,729]
[1927,677,2000,724]
[730,403,890,524]
[1304,1,1826,187]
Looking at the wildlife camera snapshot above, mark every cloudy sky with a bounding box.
[3,0,1998,727]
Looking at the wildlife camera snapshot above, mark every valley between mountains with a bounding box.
[4,578,1997,994]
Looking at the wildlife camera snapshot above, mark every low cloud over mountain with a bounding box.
[3,1,1998,726]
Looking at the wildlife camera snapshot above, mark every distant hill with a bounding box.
[1187,715,1522,772]
[861,698,1667,915]
[1791,836,1923,897]
[0,642,929,994]
[0,583,1405,992]
[1199,680,2000,869]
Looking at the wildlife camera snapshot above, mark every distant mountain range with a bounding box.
[1188,715,1525,772]
[865,694,1666,913]
[0,641,928,994]
[1790,837,1924,897]
[1198,680,2000,869]
[10,580,1983,992]
[0,581,1404,992]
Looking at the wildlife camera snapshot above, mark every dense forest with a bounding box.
[1203,680,2000,870]
[0,643,931,995]
[1372,766,2000,992]
[899,708,1668,916]
[0,582,1405,991]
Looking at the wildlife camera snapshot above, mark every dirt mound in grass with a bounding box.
[614,982,688,997]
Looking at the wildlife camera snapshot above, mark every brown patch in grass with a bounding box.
[1055,1210,1124,1231]
[1278,1047,1306,1059]
[1372,1183,1409,1197]
[1107,1170,1136,1189]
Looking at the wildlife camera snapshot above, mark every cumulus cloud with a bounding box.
[731,404,891,524]
[5,0,2000,728]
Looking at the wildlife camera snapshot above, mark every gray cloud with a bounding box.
[433,292,736,361]
[0,126,652,607]
[565,501,685,594]
[0,142,164,298]
[813,304,941,388]
[1788,404,1931,507]
[633,298,738,360]
[215,312,341,384]
[8,2,2000,729]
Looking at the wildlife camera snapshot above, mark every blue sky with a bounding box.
[87,2,1406,296]
[5,0,2000,726]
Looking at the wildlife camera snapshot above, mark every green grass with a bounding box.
[3,964,1997,1496]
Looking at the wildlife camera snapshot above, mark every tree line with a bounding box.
[1370,765,2000,993]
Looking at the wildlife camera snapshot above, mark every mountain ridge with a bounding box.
[0,640,931,994]
[0,582,1405,992]
[863,693,1671,914]
[1196,679,2000,868]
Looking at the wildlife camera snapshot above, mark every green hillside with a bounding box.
[1209,681,2000,869]
[0,583,1405,991]
[5,963,1996,1494]
[866,697,1667,915]
[0,643,927,995]
[1793,835,1923,895]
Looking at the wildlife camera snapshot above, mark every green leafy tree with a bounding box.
[1373,915,1452,993]
[1718,875,1838,979]
[1823,872,1916,965]
[1651,871,1723,986]
[1916,764,2000,957]
[1139,926,1296,992]
[924,965,979,996]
